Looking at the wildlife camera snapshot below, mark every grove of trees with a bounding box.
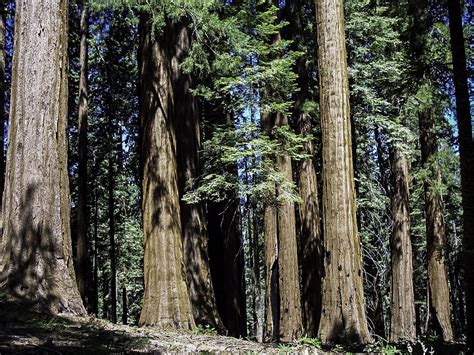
[0,0,472,351]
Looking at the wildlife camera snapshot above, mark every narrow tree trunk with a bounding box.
[0,0,85,316]
[103,52,118,324]
[447,0,474,349]
[389,147,416,342]
[274,113,303,342]
[375,128,389,195]
[76,0,89,304]
[92,193,99,316]
[252,209,262,341]
[261,20,302,341]
[108,151,117,324]
[122,286,127,325]
[102,272,109,320]
[138,13,194,329]
[261,109,279,342]
[419,109,453,341]
[173,20,224,331]
[315,0,371,344]
[263,188,279,342]
[262,111,301,342]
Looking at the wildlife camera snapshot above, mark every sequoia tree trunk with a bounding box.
[275,113,303,343]
[315,0,372,344]
[0,0,85,316]
[389,147,416,342]
[173,21,224,332]
[261,108,279,342]
[297,118,322,337]
[447,0,474,349]
[261,110,302,342]
[138,13,194,329]
[419,109,453,341]
[282,0,323,336]
[76,0,89,304]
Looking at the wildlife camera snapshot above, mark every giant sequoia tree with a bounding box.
[262,22,303,343]
[138,13,194,329]
[285,0,322,336]
[315,0,371,344]
[0,0,85,316]
[174,19,224,332]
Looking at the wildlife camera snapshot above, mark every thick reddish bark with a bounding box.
[174,23,224,331]
[315,0,372,344]
[419,109,453,341]
[138,13,194,329]
[0,0,85,316]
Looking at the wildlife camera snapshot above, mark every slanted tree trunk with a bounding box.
[76,0,89,304]
[138,13,194,329]
[0,0,85,316]
[389,147,416,342]
[315,0,371,344]
[447,0,474,349]
[173,21,224,332]
[419,108,453,341]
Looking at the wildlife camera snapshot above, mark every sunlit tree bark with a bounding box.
[315,0,372,344]
[0,0,85,316]
[138,13,194,329]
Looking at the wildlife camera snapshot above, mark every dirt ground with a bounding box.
[0,301,313,354]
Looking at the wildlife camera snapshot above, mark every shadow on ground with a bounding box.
[0,296,468,354]
[0,299,152,354]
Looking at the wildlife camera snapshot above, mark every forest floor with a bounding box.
[0,299,304,354]
[0,299,468,354]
